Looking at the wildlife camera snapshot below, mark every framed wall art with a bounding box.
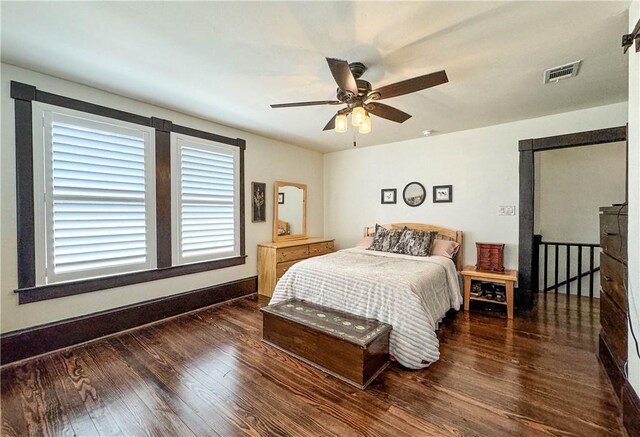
[381,188,397,204]
[433,185,453,203]
[252,182,266,222]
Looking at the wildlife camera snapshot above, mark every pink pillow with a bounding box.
[355,236,374,249]
[431,239,460,258]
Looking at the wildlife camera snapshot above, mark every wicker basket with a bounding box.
[476,243,505,272]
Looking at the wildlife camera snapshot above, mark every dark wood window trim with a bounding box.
[152,117,173,269]
[517,126,627,310]
[11,81,246,304]
[17,257,247,304]
[11,83,36,289]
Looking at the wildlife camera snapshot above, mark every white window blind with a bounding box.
[172,135,240,265]
[34,107,156,284]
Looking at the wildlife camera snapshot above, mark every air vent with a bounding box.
[543,60,582,84]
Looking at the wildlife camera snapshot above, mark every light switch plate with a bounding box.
[498,205,516,216]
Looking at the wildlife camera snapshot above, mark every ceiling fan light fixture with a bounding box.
[352,106,366,126]
[335,114,348,133]
[358,115,371,134]
[270,57,448,136]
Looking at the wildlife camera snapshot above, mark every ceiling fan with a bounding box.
[270,57,448,134]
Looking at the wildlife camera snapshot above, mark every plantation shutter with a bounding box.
[43,113,156,283]
[174,137,239,264]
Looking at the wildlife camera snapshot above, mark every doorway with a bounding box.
[518,126,627,310]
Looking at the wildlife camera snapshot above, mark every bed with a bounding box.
[269,223,464,369]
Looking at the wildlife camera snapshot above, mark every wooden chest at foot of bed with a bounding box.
[261,299,392,389]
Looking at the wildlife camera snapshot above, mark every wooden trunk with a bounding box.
[261,299,391,389]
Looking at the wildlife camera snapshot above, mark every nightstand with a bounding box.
[461,266,518,319]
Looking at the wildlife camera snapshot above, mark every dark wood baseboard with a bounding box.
[623,381,640,437]
[1,276,257,366]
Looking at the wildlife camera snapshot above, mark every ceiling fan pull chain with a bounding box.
[353,129,357,147]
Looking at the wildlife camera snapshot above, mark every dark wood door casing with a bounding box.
[517,126,627,310]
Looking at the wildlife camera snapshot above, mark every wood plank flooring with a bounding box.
[1,293,624,436]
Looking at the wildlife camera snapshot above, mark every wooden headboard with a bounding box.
[363,223,464,271]
[277,219,290,236]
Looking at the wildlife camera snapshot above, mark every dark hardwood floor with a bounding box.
[1,293,624,436]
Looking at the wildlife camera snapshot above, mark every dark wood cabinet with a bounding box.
[598,205,627,399]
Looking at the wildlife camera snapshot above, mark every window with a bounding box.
[33,103,157,285]
[13,81,245,303]
[171,134,240,265]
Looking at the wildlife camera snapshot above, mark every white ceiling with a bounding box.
[1,1,630,153]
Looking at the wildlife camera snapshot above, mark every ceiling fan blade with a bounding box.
[367,102,412,123]
[323,115,336,131]
[371,70,448,100]
[326,57,358,95]
[271,100,341,108]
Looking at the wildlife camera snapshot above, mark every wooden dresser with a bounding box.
[598,205,627,399]
[258,238,334,297]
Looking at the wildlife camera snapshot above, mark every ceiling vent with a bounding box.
[543,60,582,84]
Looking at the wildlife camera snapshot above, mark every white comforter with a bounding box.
[269,248,462,369]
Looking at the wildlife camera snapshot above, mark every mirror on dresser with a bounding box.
[259,181,334,297]
[273,181,307,242]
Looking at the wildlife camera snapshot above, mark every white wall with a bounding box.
[323,102,627,270]
[627,0,640,395]
[534,142,627,296]
[0,63,324,333]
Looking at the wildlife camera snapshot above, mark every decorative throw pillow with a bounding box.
[391,229,438,256]
[367,224,387,251]
[368,224,404,252]
[385,229,404,252]
[430,238,460,258]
